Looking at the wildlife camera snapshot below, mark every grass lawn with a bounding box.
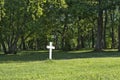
[0,50,120,80]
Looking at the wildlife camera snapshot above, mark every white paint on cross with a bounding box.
[46,42,55,60]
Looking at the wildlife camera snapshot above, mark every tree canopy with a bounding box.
[0,0,120,54]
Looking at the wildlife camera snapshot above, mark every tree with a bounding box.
[94,0,103,51]
[118,6,120,51]
[0,0,45,54]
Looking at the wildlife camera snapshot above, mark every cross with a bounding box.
[46,42,55,60]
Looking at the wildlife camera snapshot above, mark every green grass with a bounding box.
[0,50,120,80]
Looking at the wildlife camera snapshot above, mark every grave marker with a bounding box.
[47,42,55,59]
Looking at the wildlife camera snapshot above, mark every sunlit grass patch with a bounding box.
[0,50,120,80]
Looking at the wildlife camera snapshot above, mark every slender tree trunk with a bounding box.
[76,37,81,49]
[61,13,68,50]
[110,10,115,49]
[111,25,115,48]
[0,37,7,54]
[118,21,120,51]
[61,25,66,50]
[76,17,82,50]
[76,26,81,50]
[102,9,107,49]
[20,36,26,50]
[118,7,120,51]
[94,0,103,51]
[92,28,94,48]
[81,36,84,48]
[55,34,58,49]
[36,38,40,50]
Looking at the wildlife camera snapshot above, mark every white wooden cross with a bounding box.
[46,42,55,60]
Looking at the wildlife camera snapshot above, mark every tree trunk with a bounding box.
[94,0,103,51]
[7,43,17,54]
[111,25,115,48]
[76,26,81,50]
[76,37,81,50]
[61,25,66,50]
[92,28,94,48]
[118,22,120,51]
[102,9,107,49]
[61,13,68,51]
[110,10,115,49]
[19,36,26,50]
[35,38,39,50]
[55,34,59,49]
[7,35,19,54]
[0,37,7,54]
[81,36,85,48]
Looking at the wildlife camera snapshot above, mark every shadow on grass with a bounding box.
[0,50,120,62]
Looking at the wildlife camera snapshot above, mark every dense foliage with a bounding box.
[0,0,120,54]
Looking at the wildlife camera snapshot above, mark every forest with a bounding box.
[0,0,120,54]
